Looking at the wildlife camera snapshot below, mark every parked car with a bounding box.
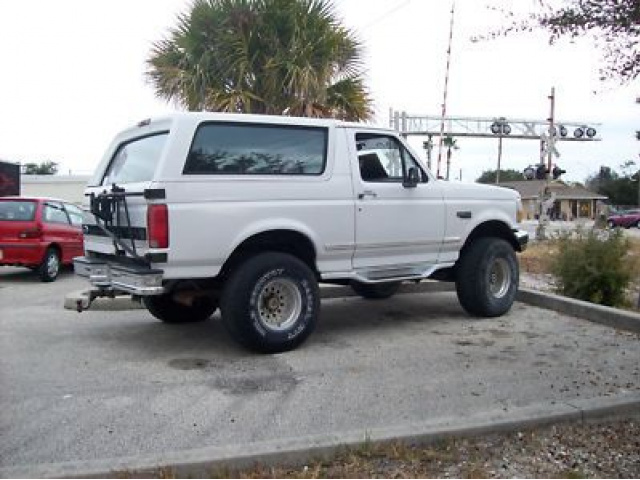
[607,209,640,229]
[0,197,84,281]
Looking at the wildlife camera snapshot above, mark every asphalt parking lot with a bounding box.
[1,267,639,477]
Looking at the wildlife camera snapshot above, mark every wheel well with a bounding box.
[45,243,62,260]
[221,230,317,278]
[462,221,521,253]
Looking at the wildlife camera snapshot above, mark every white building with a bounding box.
[21,175,90,204]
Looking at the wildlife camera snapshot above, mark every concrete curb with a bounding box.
[516,288,640,334]
[2,393,639,479]
[64,282,640,334]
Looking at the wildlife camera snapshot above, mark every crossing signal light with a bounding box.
[552,165,566,179]
[535,164,548,180]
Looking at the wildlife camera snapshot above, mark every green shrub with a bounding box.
[550,227,633,307]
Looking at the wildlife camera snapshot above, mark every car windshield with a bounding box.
[102,132,168,185]
[0,200,37,221]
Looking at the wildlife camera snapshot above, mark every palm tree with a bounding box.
[443,136,459,181]
[146,0,373,121]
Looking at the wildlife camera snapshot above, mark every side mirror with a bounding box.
[403,167,420,188]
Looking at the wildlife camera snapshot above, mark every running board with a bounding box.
[322,263,455,284]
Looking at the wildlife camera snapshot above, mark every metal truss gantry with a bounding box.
[389,109,601,142]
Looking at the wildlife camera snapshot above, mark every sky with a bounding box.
[0,0,638,183]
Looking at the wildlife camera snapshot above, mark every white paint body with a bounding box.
[82,113,523,284]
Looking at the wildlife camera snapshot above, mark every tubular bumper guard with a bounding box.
[74,256,165,296]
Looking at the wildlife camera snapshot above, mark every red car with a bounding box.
[0,197,85,281]
[607,209,640,229]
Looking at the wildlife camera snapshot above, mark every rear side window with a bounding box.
[0,200,36,221]
[183,123,327,175]
[43,202,70,224]
[102,132,168,185]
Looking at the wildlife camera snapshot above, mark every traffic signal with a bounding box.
[535,164,548,180]
[552,165,566,179]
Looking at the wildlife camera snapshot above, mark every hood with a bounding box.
[441,182,520,201]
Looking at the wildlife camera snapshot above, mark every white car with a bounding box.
[74,112,528,352]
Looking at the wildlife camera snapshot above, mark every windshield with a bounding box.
[102,132,168,185]
[0,200,37,221]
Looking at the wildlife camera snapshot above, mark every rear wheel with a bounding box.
[455,237,518,317]
[607,220,616,228]
[143,294,217,323]
[37,248,60,282]
[220,252,319,353]
[351,281,401,300]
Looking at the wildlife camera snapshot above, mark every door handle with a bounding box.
[358,190,378,199]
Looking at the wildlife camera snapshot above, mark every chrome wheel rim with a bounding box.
[257,278,302,332]
[489,257,511,298]
[47,253,60,278]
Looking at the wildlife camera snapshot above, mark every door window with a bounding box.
[355,133,426,183]
[64,204,85,227]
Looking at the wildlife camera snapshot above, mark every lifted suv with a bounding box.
[74,113,527,352]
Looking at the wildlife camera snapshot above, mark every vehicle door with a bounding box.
[347,130,446,272]
[63,203,86,259]
[42,201,79,263]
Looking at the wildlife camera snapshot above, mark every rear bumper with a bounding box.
[0,243,46,267]
[73,256,165,296]
[513,229,529,252]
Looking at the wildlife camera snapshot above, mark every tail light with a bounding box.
[147,204,169,248]
[19,228,42,239]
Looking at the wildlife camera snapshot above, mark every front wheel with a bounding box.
[455,237,518,317]
[143,294,217,323]
[220,252,319,353]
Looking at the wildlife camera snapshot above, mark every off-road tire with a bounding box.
[455,237,518,317]
[143,294,217,323]
[351,281,401,300]
[220,252,319,353]
[38,247,60,282]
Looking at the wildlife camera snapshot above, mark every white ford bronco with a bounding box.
[74,112,528,352]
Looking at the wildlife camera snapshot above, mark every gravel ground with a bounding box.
[221,417,640,479]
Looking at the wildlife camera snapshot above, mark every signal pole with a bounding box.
[436,1,456,179]
[536,87,556,241]
[547,87,556,175]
